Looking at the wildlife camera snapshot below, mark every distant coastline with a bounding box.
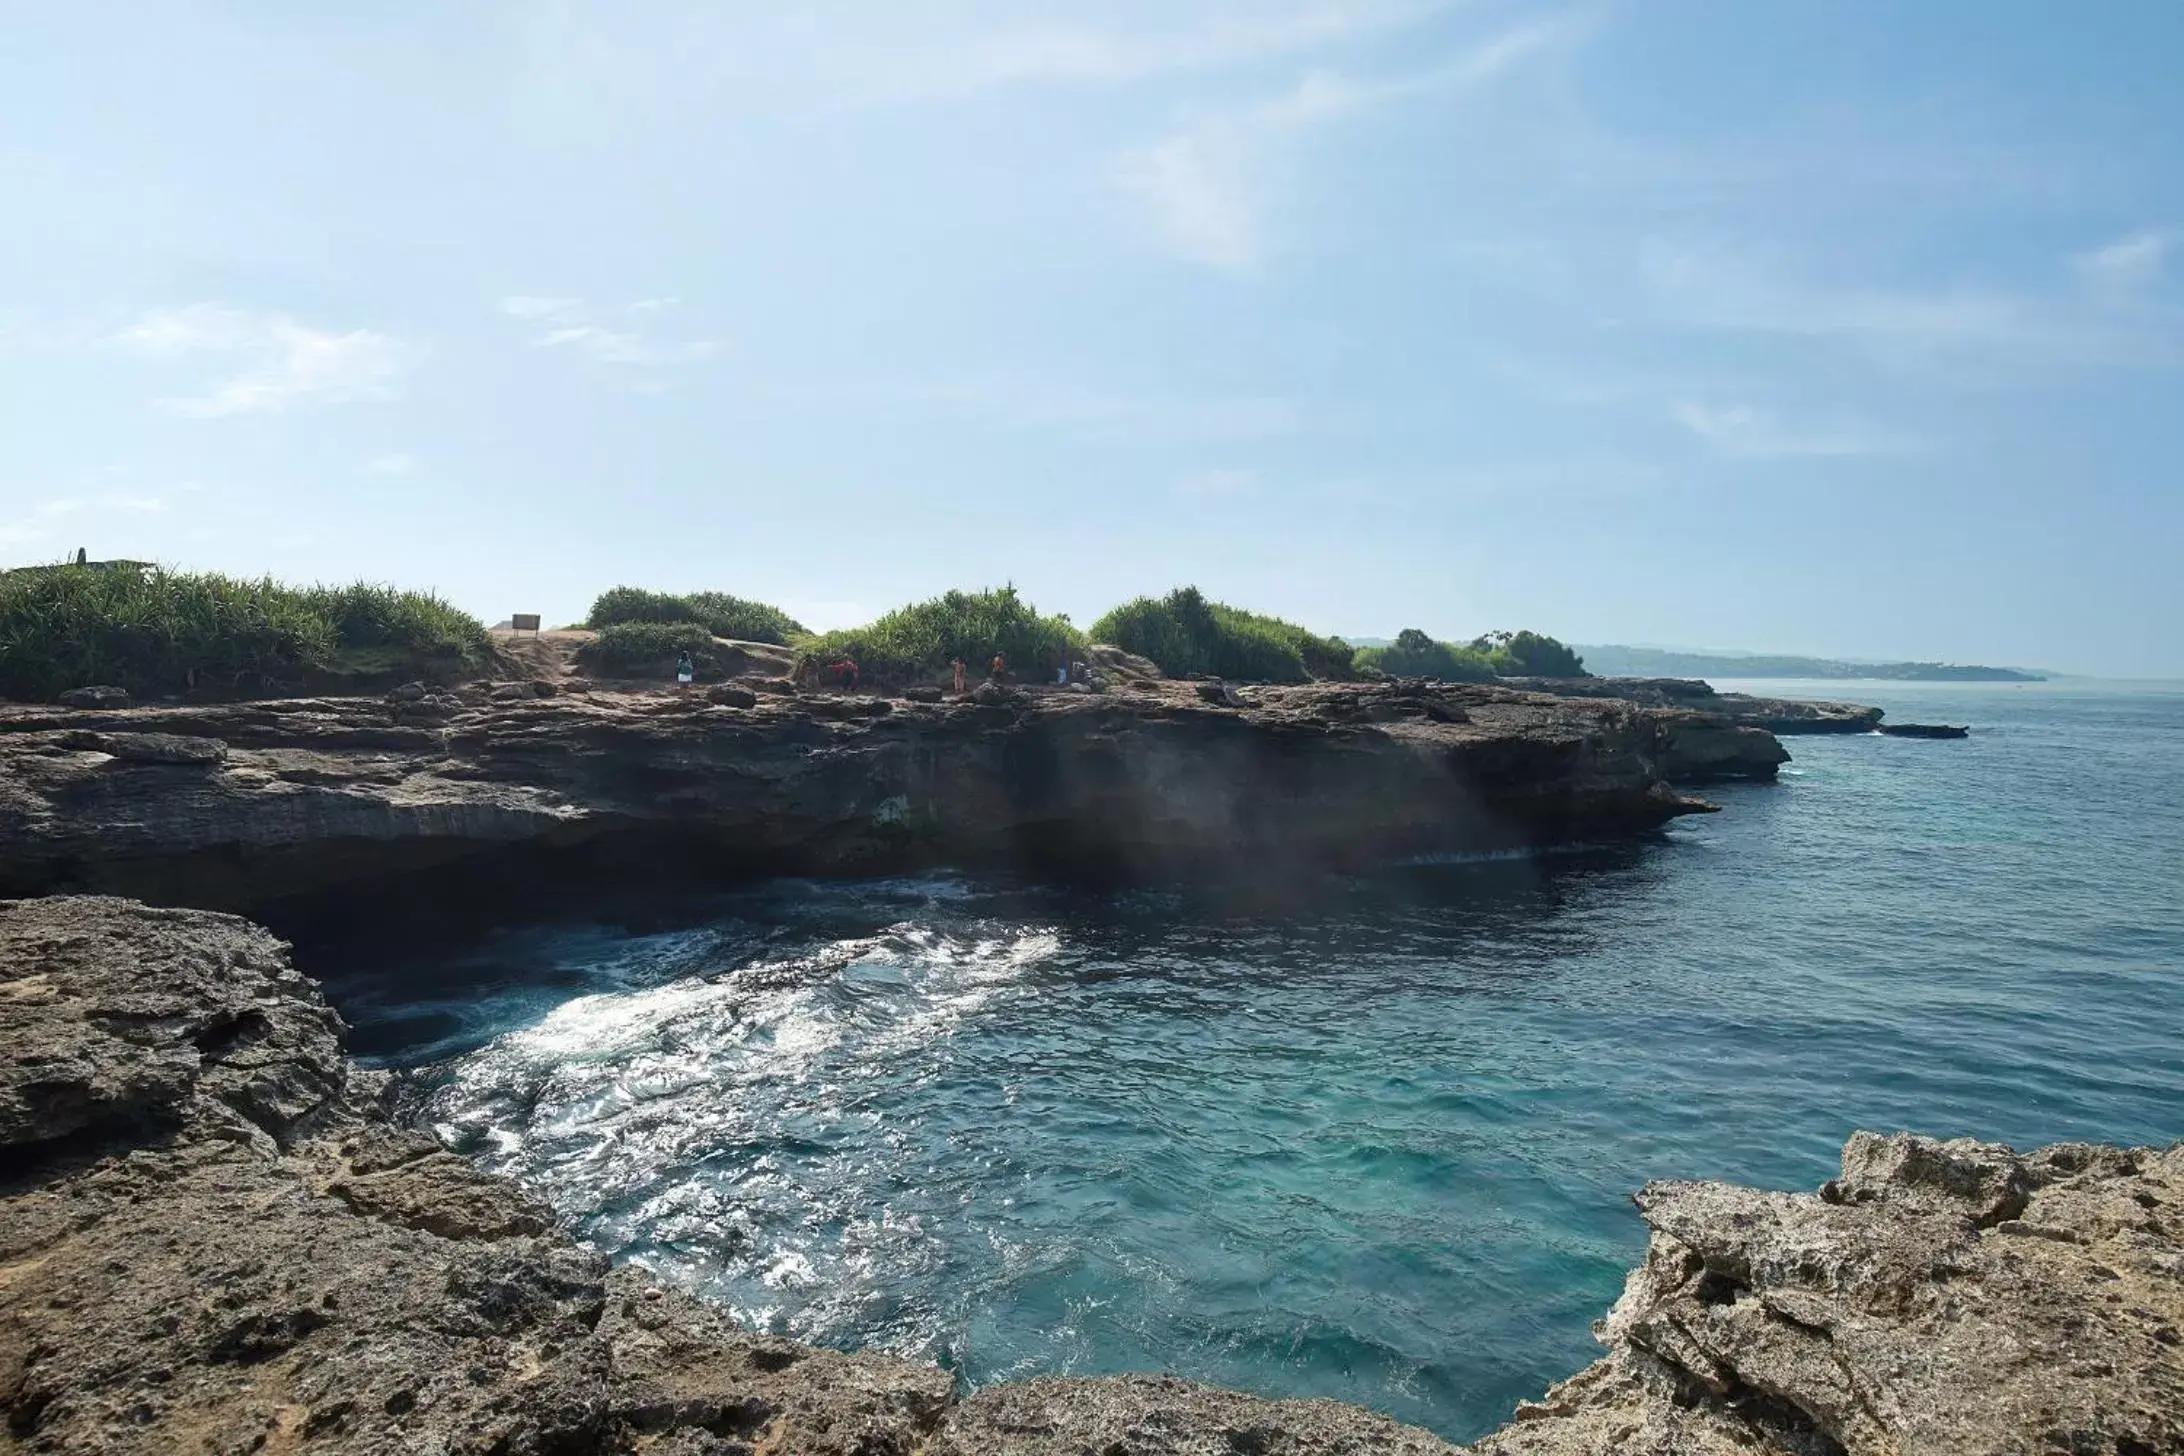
[1568,645,2044,682]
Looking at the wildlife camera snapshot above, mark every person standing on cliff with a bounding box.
[953,657,967,694]
[990,652,1006,683]
[676,650,695,688]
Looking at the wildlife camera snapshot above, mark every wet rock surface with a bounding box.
[0,680,1782,912]
[4,896,2177,1454]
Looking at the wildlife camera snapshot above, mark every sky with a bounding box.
[1,2,2179,676]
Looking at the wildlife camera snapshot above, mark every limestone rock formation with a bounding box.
[1505,676,1885,734]
[0,680,1785,913]
[937,1375,1459,1455]
[1473,1132,2184,1455]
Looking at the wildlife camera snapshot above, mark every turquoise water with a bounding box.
[332,680,2184,1443]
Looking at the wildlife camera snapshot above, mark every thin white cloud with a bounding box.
[1120,132,1264,271]
[1446,15,1579,85]
[115,304,408,417]
[1673,402,1920,460]
[500,295,584,321]
[364,453,416,476]
[1176,467,1259,498]
[501,298,717,367]
[957,1,1441,91]
[539,323,716,366]
[887,376,1303,441]
[1642,242,2177,374]
[519,2,1446,115]
[2072,230,2172,293]
[1118,17,1584,272]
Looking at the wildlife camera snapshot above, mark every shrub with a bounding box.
[574,620,723,676]
[0,564,485,701]
[797,586,1080,685]
[1471,630,1588,678]
[300,582,489,658]
[1355,628,1497,682]
[584,586,804,645]
[1089,587,1355,683]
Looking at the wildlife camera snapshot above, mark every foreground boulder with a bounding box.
[1474,1133,2184,1455]
[0,680,1784,913]
[4,895,2178,1454]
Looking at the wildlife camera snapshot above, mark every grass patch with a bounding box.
[1089,587,1355,683]
[0,565,486,701]
[1355,628,1498,682]
[585,586,804,645]
[797,586,1080,685]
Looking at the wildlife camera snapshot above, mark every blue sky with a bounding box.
[2,2,2179,675]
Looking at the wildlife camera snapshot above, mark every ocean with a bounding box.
[326,679,2184,1443]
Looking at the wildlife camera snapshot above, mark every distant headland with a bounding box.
[1568,644,2044,682]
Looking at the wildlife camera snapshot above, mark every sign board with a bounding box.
[511,613,541,632]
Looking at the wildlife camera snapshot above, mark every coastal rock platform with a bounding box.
[4,896,2176,1455]
[0,679,1786,915]
[1502,677,1887,734]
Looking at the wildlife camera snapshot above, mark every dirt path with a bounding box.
[488,628,592,681]
[488,628,801,691]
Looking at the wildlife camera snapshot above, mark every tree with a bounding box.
[1471,630,1587,678]
[1356,628,1496,682]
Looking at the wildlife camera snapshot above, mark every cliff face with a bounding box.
[4,896,2176,1455]
[0,679,1784,912]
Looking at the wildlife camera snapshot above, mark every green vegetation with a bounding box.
[0,565,486,701]
[584,586,804,645]
[1472,630,1587,678]
[797,586,1080,684]
[1355,628,1497,682]
[573,620,725,677]
[1089,586,1355,684]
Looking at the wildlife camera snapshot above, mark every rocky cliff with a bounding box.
[1501,677,1886,734]
[0,679,1785,915]
[4,896,2176,1455]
